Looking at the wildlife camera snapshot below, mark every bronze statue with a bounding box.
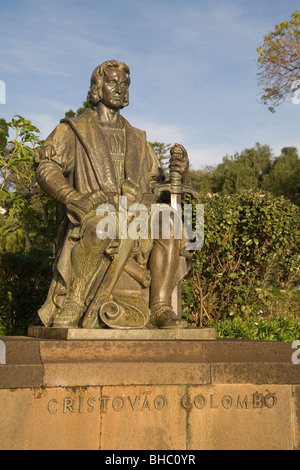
[35,60,191,329]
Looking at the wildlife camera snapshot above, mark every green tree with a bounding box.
[0,118,8,153]
[257,11,300,112]
[148,141,171,176]
[194,143,273,195]
[0,116,61,253]
[0,115,62,334]
[262,147,300,205]
[186,143,300,206]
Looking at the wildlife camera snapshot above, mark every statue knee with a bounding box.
[82,214,117,245]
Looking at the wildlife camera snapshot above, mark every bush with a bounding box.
[203,314,300,341]
[182,190,300,328]
[0,250,53,335]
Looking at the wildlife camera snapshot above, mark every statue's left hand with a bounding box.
[169,143,189,176]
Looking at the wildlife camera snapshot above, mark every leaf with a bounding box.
[230,273,239,279]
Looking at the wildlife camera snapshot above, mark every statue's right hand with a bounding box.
[66,190,111,224]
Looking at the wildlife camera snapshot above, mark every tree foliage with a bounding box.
[0,116,61,253]
[148,141,171,175]
[263,147,300,206]
[0,116,61,334]
[257,10,300,112]
[0,251,50,335]
[183,191,300,327]
[0,118,8,153]
[213,143,272,194]
[188,143,300,206]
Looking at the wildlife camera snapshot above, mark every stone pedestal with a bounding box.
[0,334,299,450]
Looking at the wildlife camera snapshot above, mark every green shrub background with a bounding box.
[182,191,300,341]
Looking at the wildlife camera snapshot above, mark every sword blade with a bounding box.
[170,192,182,319]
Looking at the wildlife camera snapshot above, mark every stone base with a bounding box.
[27,325,216,340]
[0,335,299,450]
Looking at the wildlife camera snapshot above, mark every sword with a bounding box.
[154,144,198,319]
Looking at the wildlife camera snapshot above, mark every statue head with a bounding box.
[89,60,131,108]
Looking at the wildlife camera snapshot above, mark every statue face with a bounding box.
[101,67,129,110]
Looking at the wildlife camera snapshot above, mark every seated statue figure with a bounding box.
[35,60,191,329]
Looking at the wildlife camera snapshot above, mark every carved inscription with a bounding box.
[47,391,277,414]
[181,392,277,410]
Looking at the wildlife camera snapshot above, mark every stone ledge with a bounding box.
[42,362,211,387]
[201,338,296,363]
[0,365,43,388]
[28,325,216,340]
[37,338,208,364]
[201,339,300,385]
[294,386,300,450]
[0,336,299,387]
[211,362,300,384]
[0,336,42,365]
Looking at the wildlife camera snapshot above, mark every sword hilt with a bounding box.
[154,168,198,199]
[153,143,198,199]
[170,170,183,195]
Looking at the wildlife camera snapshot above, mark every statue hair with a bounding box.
[89,60,130,107]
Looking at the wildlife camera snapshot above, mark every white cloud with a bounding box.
[188,145,229,169]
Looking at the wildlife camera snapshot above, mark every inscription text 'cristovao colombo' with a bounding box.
[47,391,278,414]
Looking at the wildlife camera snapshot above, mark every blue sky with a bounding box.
[0,0,299,168]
